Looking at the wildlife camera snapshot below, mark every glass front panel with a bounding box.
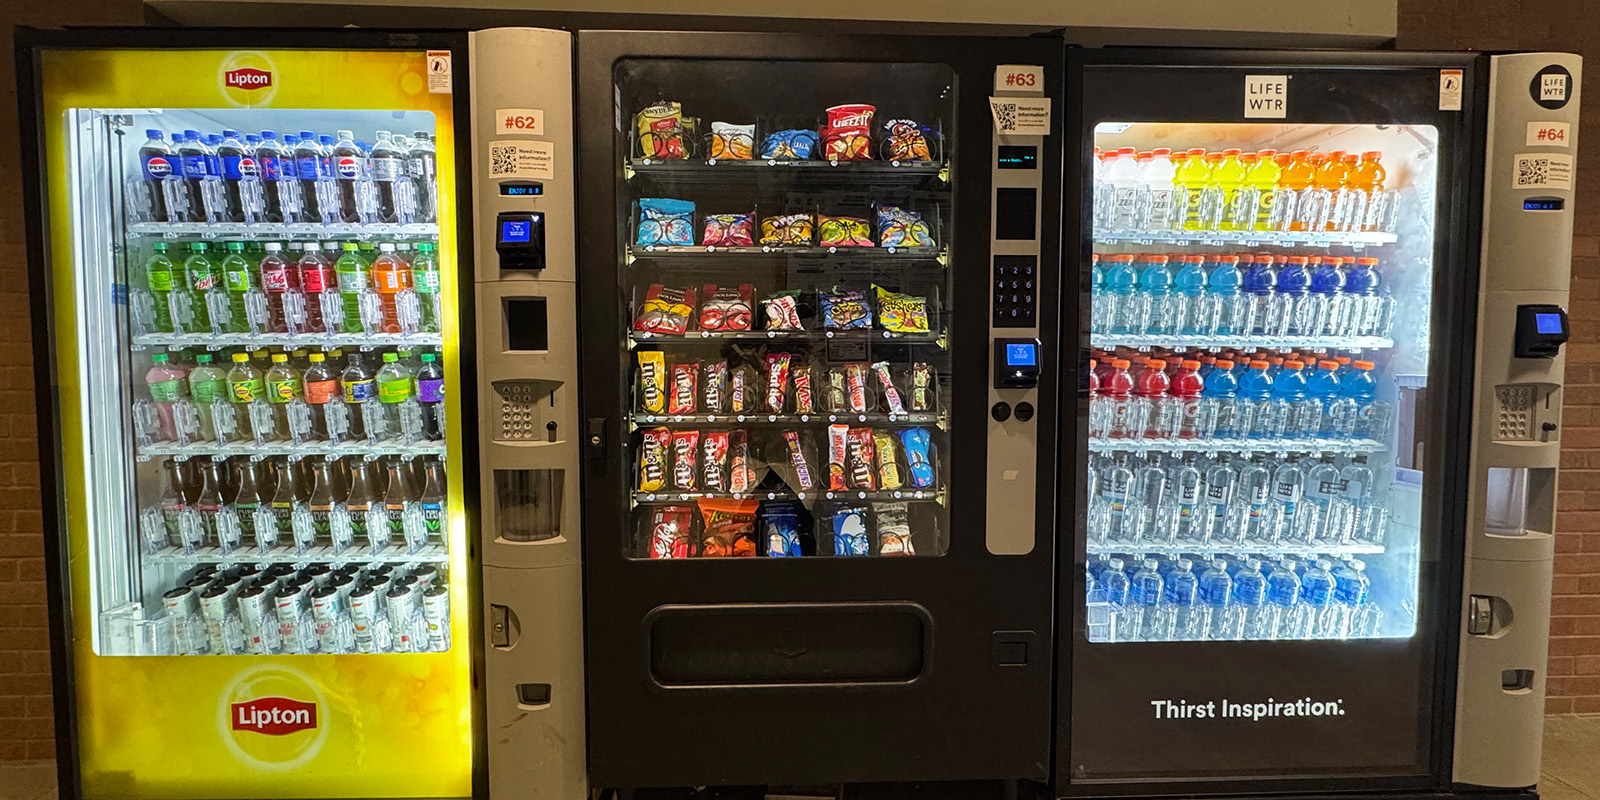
[1085,123,1436,642]
[614,59,954,559]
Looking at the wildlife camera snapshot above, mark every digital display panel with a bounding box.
[501,219,532,243]
[1537,312,1565,334]
[1005,342,1037,367]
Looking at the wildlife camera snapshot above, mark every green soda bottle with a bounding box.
[144,243,177,333]
[335,242,369,333]
[411,242,441,333]
[187,353,228,440]
[184,242,220,332]
[220,241,256,333]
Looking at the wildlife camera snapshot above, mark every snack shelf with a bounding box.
[1089,334,1393,351]
[631,329,946,347]
[137,439,447,461]
[626,158,948,182]
[143,542,450,566]
[127,221,439,239]
[1091,230,1398,248]
[626,244,946,262]
[1089,437,1385,456]
[1087,541,1386,557]
[634,487,944,505]
[133,331,444,350]
[632,412,944,428]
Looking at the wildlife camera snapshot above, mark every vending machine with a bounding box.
[1060,48,1579,799]
[15,26,586,800]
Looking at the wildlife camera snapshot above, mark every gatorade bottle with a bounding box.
[1210,149,1247,230]
[372,243,414,333]
[1173,255,1208,335]
[1344,360,1386,440]
[188,353,228,441]
[138,130,177,222]
[1135,358,1171,439]
[144,353,186,441]
[227,352,266,439]
[1139,255,1176,334]
[1303,360,1342,438]
[1281,151,1317,231]
[220,241,256,333]
[1105,147,1140,231]
[1168,360,1205,439]
[1307,256,1346,337]
[1104,254,1138,335]
[1239,360,1275,439]
[1246,149,1281,231]
[1139,148,1179,231]
[1202,358,1243,439]
[1352,151,1390,232]
[1105,359,1137,439]
[1311,152,1349,231]
[297,243,335,333]
[1344,256,1382,337]
[1204,255,1243,335]
[144,243,177,333]
[1267,360,1308,439]
[335,242,370,333]
[184,242,220,333]
[1177,148,1211,231]
[1241,254,1277,335]
[1271,255,1312,336]
[1329,153,1364,232]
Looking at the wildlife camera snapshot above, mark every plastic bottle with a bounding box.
[144,353,186,441]
[1175,148,1210,230]
[1103,254,1138,335]
[220,241,256,333]
[1341,454,1384,545]
[416,353,445,440]
[1203,255,1243,336]
[1268,453,1309,545]
[1237,453,1273,542]
[296,243,335,333]
[143,243,177,333]
[1329,152,1364,232]
[300,353,339,441]
[1353,151,1393,232]
[216,129,252,222]
[1260,359,1305,439]
[176,130,215,222]
[1305,454,1346,543]
[1134,358,1170,439]
[1241,255,1276,335]
[1210,149,1247,230]
[1163,359,1204,439]
[1100,454,1135,543]
[1239,360,1274,439]
[1306,255,1347,337]
[1130,558,1167,641]
[255,242,295,333]
[1265,255,1309,337]
[226,352,265,439]
[1342,560,1384,637]
[335,242,370,333]
[1287,559,1337,639]
[1345,360,1388,440]
[1278,150,1313,231]
[1245,148,1281,230]
[342,353,375,439]
[184,242,220,333]
[1099,359,1136,439]
[1140,255,1177,335]
[1089,253,1107,333]
[370,131,406,223]
[1105,146,1140,231]
[256,130,289,223]
[1201,358,1246,439]
[1312,152,1350,231]
[1256,557,1302,640]
[264,353,302,440]
[408,131,439,223]
[293,130,326,223]
[372,243,414,333]
[1132,457,1168,543]
[1173,255,1208,335]
[1138,147,1179,231]
[1228,152,1258,228]
[137,130,177,222]
[187,354,227,442]
[1168,453,1204,544]
[1225,558,1267,641]
[1279,360,1322,439]
[1199,558,1234,640]
[377,352,414,436]
[332,130,365,224]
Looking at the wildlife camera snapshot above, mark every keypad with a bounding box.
[992,256,1037,328]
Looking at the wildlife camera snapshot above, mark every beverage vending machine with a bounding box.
[1060,48,1580,799]
[16,26,587,800]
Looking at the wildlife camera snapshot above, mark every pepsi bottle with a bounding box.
[176,130,212,222]
[293,130,325,223]
[331,130,364,223]
[257,131,288,223]
[137,130,176,222]
[370,131,405,223]
[217,129,251,222]
[409,131,438,223]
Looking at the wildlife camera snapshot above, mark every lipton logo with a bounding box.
[231,696,317,736]
[224,67,273,91]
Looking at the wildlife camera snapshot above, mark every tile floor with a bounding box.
[1,715,1597,800]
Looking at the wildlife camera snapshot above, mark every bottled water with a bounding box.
[1237,454,1273,542]
[1341,454,1385,545]
[1173,255,1209,335]
[1203,454,1241,545]
[1225,558,1267,641]
[1238,361,1275,439]
[1260,558,1302,639]
[1308,256,1348,335]
[1100,454,1136,543]
[1205,255,1245,335]
[1198,559,1234,640]
[1286,559,1337,639]
[1139,148,1180,231]
[1266,454,1310,545]
[1132,459,1169,543]
[1104,254,1139,335]
[1140,256,1180,335]
[1331,559,1372,639]
[1165,557,1201,640]
[1099,558,1134,641]
[1168,453,1205,543]
[1130,558,1167,641]
[1241,255,1277,335]
[1305,454,1346,543]
[1106,147,1141,231]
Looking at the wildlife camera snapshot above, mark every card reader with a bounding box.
[496,210,546,270]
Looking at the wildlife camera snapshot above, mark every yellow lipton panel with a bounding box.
[38,47,470,799]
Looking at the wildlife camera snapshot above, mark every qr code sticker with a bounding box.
[1512,151,1572,190]
[490,143,518,177]
[1515,156,1549,188]
[994,102,1019,132]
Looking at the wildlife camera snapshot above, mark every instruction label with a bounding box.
[489,140,555,180]
[1512,152,1573,191]
[426,51,452,94]
[1439,69,1463,111]
[989,97,1051,136]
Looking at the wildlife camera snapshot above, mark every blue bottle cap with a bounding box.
[319,135,334,145]
[146,129,165,139]
[222,129,240,138]
[261,130,277,139]
[183,129,201,139]
[206,134,222,144]
[299,130,317,139]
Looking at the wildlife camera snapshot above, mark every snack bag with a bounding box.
[881,119,933,162]
[729,430,753,493]
[672,430,700,491]
[818,215,874,247]
[910,362,936,412]
[763,290,805,330]
[821,288,872,329]
[709,122,755,160]
[874,430,903,490]
[846,427,877,490]
[872,361,906,413]
[669,362,699,415]
[701,361,727,414]
[783,430,815,490]
[648,505,695,559]
[831,506,870,556]
[827,424,850,492]
[874,284,930,333]
[759,214,814,246]
[873,502,915,555]
[636,198,696,246]
[698,498,758,557]
[765,353,791,414]
[638,428,671,492]
[874,204,936,248]
[633,284,696,334]
[699,283,755,330]
[759,129,819,160]
[821,104,875,161]
[899,427,935,488]
[762,503,803,557]
[637,351,666,413]
[636,102,690,160]
[702,431,730,492]
[702,212,755,247]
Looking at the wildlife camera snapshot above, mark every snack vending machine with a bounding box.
[575,31,1062,789]
[1059,49,1580,799]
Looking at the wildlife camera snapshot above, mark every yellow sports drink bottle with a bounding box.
[1176,147,1210,230]
[1246,148,1282,231]
[1211,148,1246,231]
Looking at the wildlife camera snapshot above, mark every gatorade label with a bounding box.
[191,378,226,405]
[1147,189,1176,229]
[372,157,401,182]
[305,379,339,405]
[418,377,445,404]
[414,270,440,294]
[301,269,331,294]
[230,377,265,403]
[261,269,291,291]
[148,378,183,403]
[296,155,321,181]
[268,378,301,404]
[142,155,174,181]
[225,267,252,293]
[378,377,411,404]
[181,154,209,179]
[147,270,174,292]
[1256,191,1276,228]
[1183,187,1205,226]
[344,379,375,404]
[1113,187,1137,226]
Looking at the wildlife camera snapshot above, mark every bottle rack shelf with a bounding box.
[133,332,444,350]
[632,412,943,428]
[137,440,446,461]
[634,488,943,505]
[1088,437,1385,456]
[631,329,945,347]
[1087,541,1386,558]
[143,542,450,566]
[1092,230,1398,248]
[127,222,440,239]
[1089,334,1393,351]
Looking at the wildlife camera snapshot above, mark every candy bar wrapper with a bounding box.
[672,430,700,491]
[699,283,755,330]
[759,129,819,160]
[845,363,870,413]
[873,502,915,556]
[832,506,870,556]
[910,362,935,412]
[875,430,904,490]
[729,430,753,493]
[669,362,699,415]
[881,119,933,162]
[701,431,730,492]
[763,290,804,330]
[636,198,696,246]
[633,283,696,334]
[729,367,752,414]
[822,104,875,161]
[762,503,803,557]
[701,361,727,414]
[638,428,671,492]
[825,369,851,416]
[874,284,931,333]
[783,430,815,491]
[765,353,791,414]
[638,351,666,413]
[701,214,755,248]
[847,427,878,491]
[872,361,906,414]
[709,122,755,160]
[698,498,758,557]
[821,288,872,329]
[636,102,690,160]
[899,427,936,489]
[759,214,815,246]
[874,203,936,248]
[793,365,815,415]
[648,505,695,559]
[818,215,874,247]
[827,424,850,492]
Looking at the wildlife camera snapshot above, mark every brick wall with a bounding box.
[0,0,144,762]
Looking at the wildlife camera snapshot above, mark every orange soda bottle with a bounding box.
[371,242,414,333]
[1349,151,1389,231]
